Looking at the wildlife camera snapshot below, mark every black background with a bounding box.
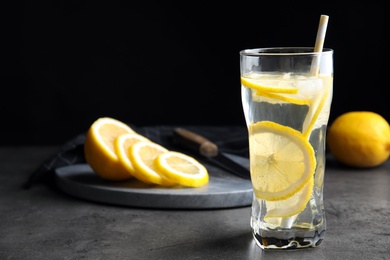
[3,1,389,145]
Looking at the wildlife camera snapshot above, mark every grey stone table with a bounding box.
[1,146,390,260]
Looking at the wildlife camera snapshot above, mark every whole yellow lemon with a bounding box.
[327,111,390,168]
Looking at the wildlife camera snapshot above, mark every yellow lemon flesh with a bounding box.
[249,121,316,201]
[155,151,209,188]
[84,117,135,181]
[327,111,390,168]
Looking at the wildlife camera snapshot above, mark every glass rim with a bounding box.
[240,47,333,56]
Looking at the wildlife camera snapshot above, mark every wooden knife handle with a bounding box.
[173,128,218,157]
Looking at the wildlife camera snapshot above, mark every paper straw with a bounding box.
[310,15,329,75]
[279,15,330,229]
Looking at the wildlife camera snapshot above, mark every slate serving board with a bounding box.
[55,154,253,209]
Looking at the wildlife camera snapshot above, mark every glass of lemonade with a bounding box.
[240,47,333,250]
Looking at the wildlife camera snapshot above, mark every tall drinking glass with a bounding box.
[240,47,333,249]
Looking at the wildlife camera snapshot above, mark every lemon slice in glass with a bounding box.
[155,151,209,188]
[241,76,299,94]
[254,90,311,105]
[249,121,316,201]
[302,75,333,138]
[128,141,176,186]
[264,177,314,219]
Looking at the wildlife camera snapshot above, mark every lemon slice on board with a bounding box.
[114,133,152,176]
[84,117,135,181]
[264,177,314,219]
[155,151,209,188]
[249,121,316,201]
[128,141,176,186]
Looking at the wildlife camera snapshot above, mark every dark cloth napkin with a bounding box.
[24,125,249,189]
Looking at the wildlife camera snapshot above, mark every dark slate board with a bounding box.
[55,154,253,209]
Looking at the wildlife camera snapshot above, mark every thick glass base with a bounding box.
[253,227,325,250]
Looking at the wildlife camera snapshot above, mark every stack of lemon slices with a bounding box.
[84,117,209,188]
